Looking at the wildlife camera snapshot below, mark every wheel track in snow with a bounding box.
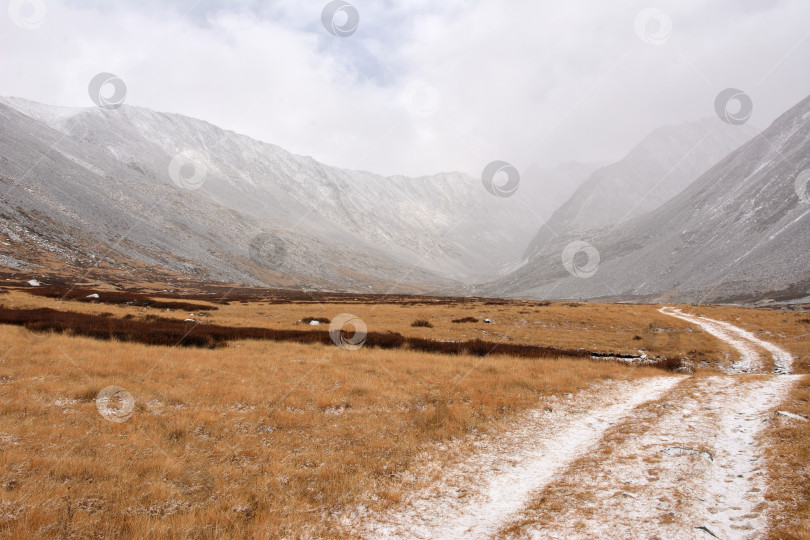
[353,377,684,539]
[352,308,799,539]
[658,306,793,374]
[501,374,802,539]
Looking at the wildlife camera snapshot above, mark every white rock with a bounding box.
[309,320,320,326]
[27,279,40,286]
[86,293,100,299]
[775,410,808,422]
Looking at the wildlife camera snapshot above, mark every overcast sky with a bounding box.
[1,0,809,177]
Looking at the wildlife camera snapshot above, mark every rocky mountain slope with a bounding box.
[486,94,810,303]
[2,94,807,302]
[0,97,592,290]
[525,118,757,259]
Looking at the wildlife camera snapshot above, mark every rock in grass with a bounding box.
[775,410,808,422]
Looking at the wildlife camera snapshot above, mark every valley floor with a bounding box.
[353,309,808,539]
[0,283,807,538]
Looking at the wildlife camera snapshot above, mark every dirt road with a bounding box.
[354,308,803,539]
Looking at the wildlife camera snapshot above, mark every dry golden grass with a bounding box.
[10,288,808,371]
[762,377,810,539]
[0,324,646,538]
[679,304,810,373]
[1,287,808,538]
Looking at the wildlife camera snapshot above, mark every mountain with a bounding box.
[524,118,757,259]
[0,96,582,291]
[517,160,602,225]
[3,95,806,302]
[485,94,810,303]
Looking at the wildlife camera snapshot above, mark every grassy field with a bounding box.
[8,285,810,370]
[0,328,645,538]
[762,378,810,538]
[0,284,808,538]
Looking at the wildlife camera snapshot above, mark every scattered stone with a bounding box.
[661,446,713,462]
[483,318,493,324]
[27,279,40,287]
[184,318,195,323]
[775,410,808,422]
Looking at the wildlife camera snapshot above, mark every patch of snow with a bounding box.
[775,410,808,422]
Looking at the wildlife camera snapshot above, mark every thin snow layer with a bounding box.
[659,307,794,374]
[356,376,683,539]
[513,375,802,540]
[775,410,808,422]
[702,318,794,375]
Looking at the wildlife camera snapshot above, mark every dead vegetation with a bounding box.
[24,286,218,312]
[762,378,810,538]
[0,284,807,537]
[0,303,691,371]
[0,326,645,538]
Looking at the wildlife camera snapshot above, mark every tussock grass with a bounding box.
[0,326,645,538]
[762,376,810,538]
[675,304,810,373]
[3,289,714,364]
[0,287,807,536]
[0,304,690,370]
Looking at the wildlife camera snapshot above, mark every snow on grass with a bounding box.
[659,307,760,373]
[354,376,683,539]
[659,307,794,374]
[509,375,800,539]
